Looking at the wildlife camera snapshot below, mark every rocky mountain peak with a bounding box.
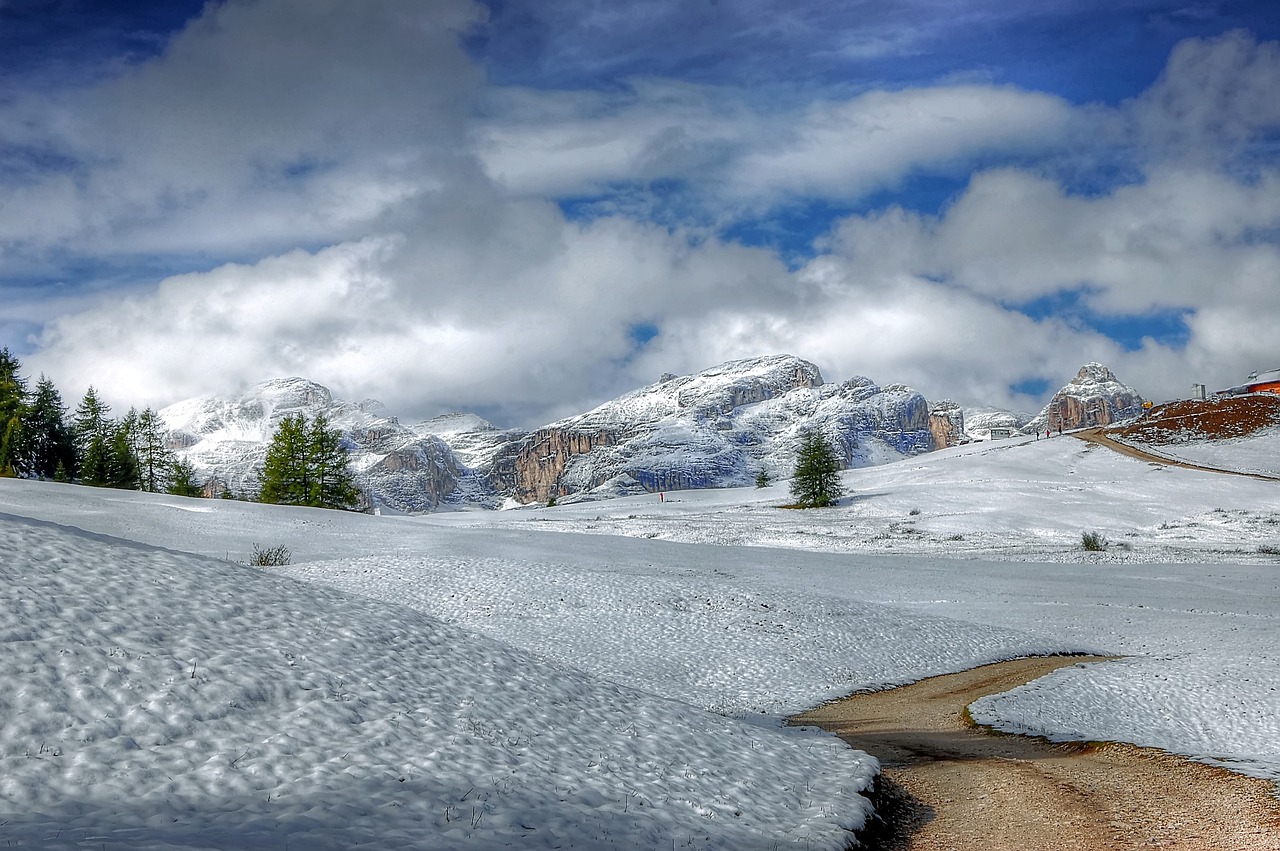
[1027,363,1146,433]
[1072,362,1120,387]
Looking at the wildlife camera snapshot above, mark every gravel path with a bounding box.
[1074,428,1280,481]
[792,657,1280,850]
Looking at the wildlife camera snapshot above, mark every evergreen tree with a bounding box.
[24,375,76,480]
[167,457,204,498]
[105,422,140,490]
[259,414,310,505]
[789,430,843,508]
[73,387,114,486]
[259,413,360,510]
[307,413,360,510]
[0,348,29,477]
[133,407,173,492]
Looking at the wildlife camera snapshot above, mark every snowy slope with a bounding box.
[0,508,874,849]
[2,425,1278,849]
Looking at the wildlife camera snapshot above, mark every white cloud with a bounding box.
[12,13,1280,427]
[0,0,485,257]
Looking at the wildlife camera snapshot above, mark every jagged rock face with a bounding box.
[160,378,463,512]
[1026,363,1146,433]
[487,355,935,504]
[929,400,966,449]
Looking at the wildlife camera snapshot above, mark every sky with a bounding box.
[2,0,1280,427]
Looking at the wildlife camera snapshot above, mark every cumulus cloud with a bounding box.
[12,8,1280,427]
[0,0,485,258]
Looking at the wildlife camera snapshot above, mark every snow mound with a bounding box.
[0,513,876,849]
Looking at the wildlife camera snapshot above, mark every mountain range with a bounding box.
[160,355,1146,512]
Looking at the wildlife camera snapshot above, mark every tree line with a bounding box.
[0,348,360,510]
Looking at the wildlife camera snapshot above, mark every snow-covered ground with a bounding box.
[1120,426,1280,478]
[1,430,1278,847]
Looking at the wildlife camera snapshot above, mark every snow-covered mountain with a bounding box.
[164,357,1145,511]
[487,354,936,504]
[159,356,937,511]
[1025,363,1146,434]
[161,378,463,512]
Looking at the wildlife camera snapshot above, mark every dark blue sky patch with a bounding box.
[470,0,1280,103]
[1010,377,1052,397]
[1009,288,1194,351]
[0,0,204,84]
[628,322,661,347]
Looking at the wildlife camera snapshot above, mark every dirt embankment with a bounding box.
[792,657,1280,850]
[1110,395,1280,444]
[1071,393,1280,480]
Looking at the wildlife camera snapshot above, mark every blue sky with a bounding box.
[3,0,1280,425]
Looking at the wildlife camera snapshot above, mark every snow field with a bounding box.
[2,426,1279,848]
[0,516,875,849]
[282,551,1064,717]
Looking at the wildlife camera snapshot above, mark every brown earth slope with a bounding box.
[793,657,1280,850]
[1109,395,1280,444]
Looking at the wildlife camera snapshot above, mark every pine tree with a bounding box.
[105,422,140,490]
[259,413,360,510]
[307,414,360,510]
[73,387,114,486]
[259,414,311,506]
[24,375,76,480]
[133,407,173,492]
[789,430,843,508]
[0,348,29,477]
[167,457,204,497]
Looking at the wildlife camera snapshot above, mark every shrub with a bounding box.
[250,544,292,567]
[1259,544,1280,556]
[1081,531,1108,552]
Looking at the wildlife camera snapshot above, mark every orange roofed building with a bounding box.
[1221,368,1280,396]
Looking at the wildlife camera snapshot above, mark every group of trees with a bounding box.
[0,348,359,511]
[0,348,181,491]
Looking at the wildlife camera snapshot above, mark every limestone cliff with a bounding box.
[929,400,966,449]
[1026,364,1146,434]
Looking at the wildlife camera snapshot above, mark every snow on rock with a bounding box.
[487,354,936,503]
[0,513,877,849]
[962,406,1035,441]
[928,400,966,448]
[161,378,463,512]
[1026,363,1146,434]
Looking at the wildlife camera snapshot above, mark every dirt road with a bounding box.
[1073,428,1280,481]
[792,657,1280,850]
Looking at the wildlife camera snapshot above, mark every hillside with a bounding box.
[1106,394,1280,477]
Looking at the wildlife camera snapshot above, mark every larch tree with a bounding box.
[789,430,844,508]
[259,413,360,510]
[133,407,173,493]
[24,375,76,480]
[0,348,28,477]
[73,387,114,486]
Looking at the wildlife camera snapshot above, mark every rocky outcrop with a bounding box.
[929,400,966,449]
[488,355,936,504]
[1026,364,1146,434]
[487,428,621,504]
